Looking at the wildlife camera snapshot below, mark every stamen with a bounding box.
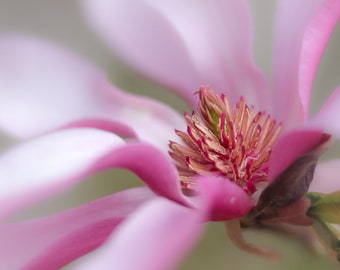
[169,86,282,195]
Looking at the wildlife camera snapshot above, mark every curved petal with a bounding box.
[196,176,253,221]
[97,142,189,207]
[299,0,340,115]
[309,86,340,139]
[268,128,325,183]
[0,188,154,270]
[0,128,125,220]
[74,197,205,270]
[0,35,185,150]
[81,0,270,108]
[272,0,323,125]
[309,160,340,193]
[0,128,190,220]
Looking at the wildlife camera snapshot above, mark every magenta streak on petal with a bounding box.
[74,197,205,270]
[272,0,322,126]
[299,0,340,116]
[0,188,154,270]
[62,118,137,138]
[81,0,270,110]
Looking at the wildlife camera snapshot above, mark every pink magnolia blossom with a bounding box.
[0,0,339,269]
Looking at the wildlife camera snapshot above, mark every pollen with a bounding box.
[169,86,282,195]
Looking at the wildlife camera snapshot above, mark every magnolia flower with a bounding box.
[0,0,339,269]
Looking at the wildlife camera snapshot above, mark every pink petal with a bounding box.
[74,197,205,270]
[0,128,125,219]
[196,176,253,221]
[0,128,189,220]
[81,0,270,108]
[0,35,185,150]
[0,188,154,270]
[268,128,324,183]
[73,175,252,270]
[309,160,340,193]
[98,142,189,207]
[272,0,324,125]
[299,0,340,115]
[310,86,340,138]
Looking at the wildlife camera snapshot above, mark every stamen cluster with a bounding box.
[169,86,281,195]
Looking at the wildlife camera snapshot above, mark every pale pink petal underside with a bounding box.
[81,0,269,108]
[0,36,185,150]
[272,0,322,125]
[0,188,153,270]
[299,0,340,115]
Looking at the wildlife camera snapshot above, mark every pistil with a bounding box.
[169,86,282,195]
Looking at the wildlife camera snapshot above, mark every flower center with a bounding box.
[169,86,282,195]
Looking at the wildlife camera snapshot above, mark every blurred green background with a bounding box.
[0,0,339,269]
